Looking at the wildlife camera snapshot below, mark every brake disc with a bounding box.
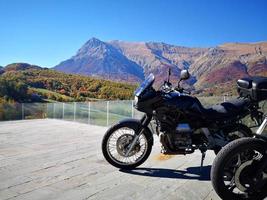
[116,134,140,157]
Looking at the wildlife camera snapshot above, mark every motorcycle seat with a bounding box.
[201,98,250,120]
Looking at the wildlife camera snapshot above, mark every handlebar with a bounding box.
[161,82,191,95]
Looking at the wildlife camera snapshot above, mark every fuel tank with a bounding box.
[162,91,202,112]
[155,91,205,131]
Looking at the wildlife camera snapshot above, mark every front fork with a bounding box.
[125,114,152,156]
[254,116,267,186]
[256,116,267,135]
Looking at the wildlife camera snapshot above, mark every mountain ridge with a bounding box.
[52,38,267,94]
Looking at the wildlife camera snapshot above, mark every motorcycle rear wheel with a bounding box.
[211,137,267,200]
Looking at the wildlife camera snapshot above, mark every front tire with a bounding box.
[102,120,153,170]
[211,138,267,200]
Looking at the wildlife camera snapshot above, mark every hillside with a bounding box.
[4,63,42,71]
[54,38,267,95]
[0,63,136,103]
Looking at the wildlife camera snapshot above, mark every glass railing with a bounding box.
[1,96,261,127]
[0,100,144,126]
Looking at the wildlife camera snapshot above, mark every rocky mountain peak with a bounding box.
[54,38,144,82]
[75,37,114,58]
[81,37,105,48]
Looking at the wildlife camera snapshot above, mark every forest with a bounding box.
[0,63,137,103]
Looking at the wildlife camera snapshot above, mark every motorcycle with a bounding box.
[211,115,267,200]
[102,69,265,170]
[211,79,267,200]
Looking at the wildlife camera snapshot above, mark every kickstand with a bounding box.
[200,150,206,174]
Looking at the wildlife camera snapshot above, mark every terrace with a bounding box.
[0,98,238,200]
[0,119,220,200]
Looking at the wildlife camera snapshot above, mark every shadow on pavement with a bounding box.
[120,165,211,181]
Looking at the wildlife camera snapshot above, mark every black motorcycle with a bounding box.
[102,69,265,170]
[211,116,267,200]
[211,77,267,200]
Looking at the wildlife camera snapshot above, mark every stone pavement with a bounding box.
[0,119,220,200]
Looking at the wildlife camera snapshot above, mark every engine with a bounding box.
[172,124,192,148]
[159,123,194,154]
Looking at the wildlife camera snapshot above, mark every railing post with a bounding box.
[46,103,48,119]
[62,103,65,119]
[53,103,55,119]
[107,101,109,126]
[74,102,76,121]
[21,103,24,120]
[131,100,134,118]
[88,102,91,124]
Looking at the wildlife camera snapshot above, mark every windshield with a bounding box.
[134,73,155,97]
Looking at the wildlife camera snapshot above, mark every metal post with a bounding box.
[107,101,109,126]
[53,103,55,119]
[74,102,76,121]
[62,103,65,119]
[223,95,226,102]
[46,103,48,119]
[21,103,24,120]
[88,102,91,124]
[131,100,134,118]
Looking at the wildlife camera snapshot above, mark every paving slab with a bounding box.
[0,119,221,200]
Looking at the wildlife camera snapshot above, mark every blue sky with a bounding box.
[0,0,267,67]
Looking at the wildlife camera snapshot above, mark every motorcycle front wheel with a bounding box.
[102,122,153,170]
[211,137,267,200]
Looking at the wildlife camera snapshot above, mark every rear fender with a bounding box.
[224,123,252,136]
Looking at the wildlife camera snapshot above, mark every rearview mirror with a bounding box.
[180,69,190,80]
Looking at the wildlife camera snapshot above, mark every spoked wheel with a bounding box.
[211,138,267,200]
[102,122,152,170]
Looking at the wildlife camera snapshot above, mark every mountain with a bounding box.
[0,66,4,75]
[54,38,267,95]
[54,38,144,82]
[190,42,267,88]
[109,41,207,85]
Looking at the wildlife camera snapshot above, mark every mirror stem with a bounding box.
[167,68,171,83]
[178,79,181,88]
